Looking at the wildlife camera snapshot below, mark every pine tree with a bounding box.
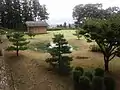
[46,34,72,75]
[7,32,30,56]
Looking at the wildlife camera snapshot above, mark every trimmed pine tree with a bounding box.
[7,32,30,56]
[46,34,73,75]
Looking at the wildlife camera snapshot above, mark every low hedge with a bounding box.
[72,67,116,90]
[47,28,62,31]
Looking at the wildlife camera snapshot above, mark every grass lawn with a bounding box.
[4,30,120,90]
[27,30,80,52]
[25,30,77,40]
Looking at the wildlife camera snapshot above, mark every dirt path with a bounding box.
[5,51,73,90]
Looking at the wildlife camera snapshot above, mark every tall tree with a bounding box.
[37,4,49,20]
[12,0,22,29]
[0,0,49,30]
[0,0,22,29]
[73,4,120,27]
[73,4,103,26]
[63,22,67,28]
[80,15,120,71]
[68,24,71,28]
[4,0,14,28]
[0,0,5,27]
[106,6,120,15]
[22,0,33,22]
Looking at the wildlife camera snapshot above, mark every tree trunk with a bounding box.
[104,55,110,72]
[105,60,109,72]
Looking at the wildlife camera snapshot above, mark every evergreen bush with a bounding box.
[94,68,104,77]
[104,76,116,90]
[92,76,105,90]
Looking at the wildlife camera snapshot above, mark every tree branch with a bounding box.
[109,53,116,61]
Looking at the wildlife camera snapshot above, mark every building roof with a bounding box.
[25,21,48,27]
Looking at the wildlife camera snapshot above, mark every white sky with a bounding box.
[39,0,120,25]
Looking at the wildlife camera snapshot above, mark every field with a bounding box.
[4,30,120,90]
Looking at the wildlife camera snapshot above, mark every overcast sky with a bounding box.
[39,0,120,25]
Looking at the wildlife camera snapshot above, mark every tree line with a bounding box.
[0,0,49,30]
[73,3,120,27]
[56,22,74,29]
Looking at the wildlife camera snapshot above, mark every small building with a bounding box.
[25,21,48,34]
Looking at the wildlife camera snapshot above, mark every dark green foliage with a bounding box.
[7,32,29,56]
[84,71,93,81]
[27,33,36,39]
[79,76,91,90]
[56,56,73,75]
[31,0,48,21]
[73,67,84,90]
[75,66,84,75]
[94,68,104,77]
[80,15,120,71]
[73,3,120,27]
[104,76,116,90]
[89,44,101,52]
[73,71,80,90]
[0,0,49,30]
[73,70,83,82]
[73,67,84,82]
[92,76,105,90]
[72,68,116,90]
[46,34,72,75]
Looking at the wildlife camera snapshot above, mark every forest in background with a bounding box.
[0,0,49,31]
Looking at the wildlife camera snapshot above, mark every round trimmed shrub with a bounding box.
[94,68,104,77]
[104,76,116,90]
[79,76,91,90]
[92,76,105,90]
[73,70,82,90]
[84,71,93,81]
[73,70,83,81]
[75,66,84,75]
